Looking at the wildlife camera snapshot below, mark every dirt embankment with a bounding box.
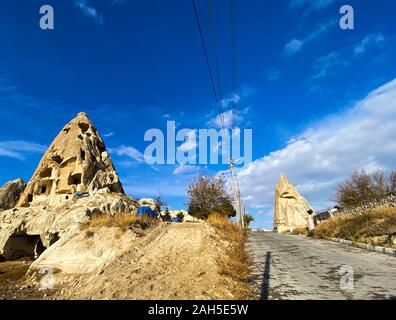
[311,207,396,248]
[56,223,238,300]
[0,217,247,300]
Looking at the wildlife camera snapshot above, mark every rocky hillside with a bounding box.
[2,221,248,300]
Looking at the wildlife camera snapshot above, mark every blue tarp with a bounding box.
[137,206,157,219]
[171,217,182,223]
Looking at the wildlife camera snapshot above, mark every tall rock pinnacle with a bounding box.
[274,174,313,233]
[17,112,124,207]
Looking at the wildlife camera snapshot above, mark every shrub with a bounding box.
[187,174,236,220]
[243,214,254,227]
[312,207,396,247]
[335,170,396,207]
[176,211,185,221]
[81,213,158,231]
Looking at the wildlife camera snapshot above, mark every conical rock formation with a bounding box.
[274,174,314,233]
[0,112,137,261]
[18,112,123,207]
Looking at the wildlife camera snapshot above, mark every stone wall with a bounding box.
[337,194,396,216]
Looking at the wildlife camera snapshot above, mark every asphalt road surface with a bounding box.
[246,232,396,300]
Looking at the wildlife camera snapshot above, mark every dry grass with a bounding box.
[312,207,396,247]
[81,213,158,232]
[291,227,309,236]
[206,213,252,300]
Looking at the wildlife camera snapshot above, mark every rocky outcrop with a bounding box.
[0,179,26,211]
[274,174,314,233]
[17,112,123,208]
[0,112,137,261]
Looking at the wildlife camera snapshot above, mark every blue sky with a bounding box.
[1,0,396,229]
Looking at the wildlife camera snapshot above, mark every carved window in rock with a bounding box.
[39,167,52,178]
[68,173,82,186]
[79,122,90,133]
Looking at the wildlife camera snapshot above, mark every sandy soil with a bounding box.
[0,259,56,300]
[43,223,236,300]
[0,223,240,300]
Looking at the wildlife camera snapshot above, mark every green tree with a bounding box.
[154,195,167,215]
[243,214,254,227]
[176,211,185,221]
[187,174,236,220]
[162,207,172,222]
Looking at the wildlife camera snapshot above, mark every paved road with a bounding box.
[246,232,396,300]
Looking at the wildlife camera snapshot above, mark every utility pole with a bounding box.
[229,158,244,228]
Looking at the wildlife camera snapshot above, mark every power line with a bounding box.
[191,0,221,114]
[192,0,244,227]
[230,0,237,109]
[207,0,226,129]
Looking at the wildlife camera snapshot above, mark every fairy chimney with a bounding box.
[274,174,313,233]
[17,112,124,207]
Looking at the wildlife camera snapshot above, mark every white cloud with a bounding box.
[103,132,114,137]
[311,51,347,80]
[284,39,304,55]
[266,67,281,81]
[0,78,17,93]
[0,141,47,160]
[236,79,396,219]
[354,33,386,55]
[221,93,240,108]
[284,20,337,55]
[108,145,145,163]
[74,0,104,25]
[177,130,197,152]
[173,164,201,176]
[208,109,244,129]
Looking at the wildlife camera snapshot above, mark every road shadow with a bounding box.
[260,251,272,300]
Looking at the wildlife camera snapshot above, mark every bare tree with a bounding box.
[390,171,396,194]
[335,169,395,207]
[187,174,236,220]
[154,195,167,215]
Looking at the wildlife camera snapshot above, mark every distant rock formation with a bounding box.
[274,174,314,233]
[160,209,201,222]
[0,112,137,261]
[0,179,26,211]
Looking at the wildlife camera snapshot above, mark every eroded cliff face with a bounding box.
[0,112,137,261]
[0,179,26,211]
[17,112,123,208]
[274,174,313,233]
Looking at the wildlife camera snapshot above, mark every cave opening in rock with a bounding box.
[39,167,52,178]
[79,122,90,133]
[81,149,86,161]
[4,235,46,261]
[68,173,82,186]
[52,155,63,165]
